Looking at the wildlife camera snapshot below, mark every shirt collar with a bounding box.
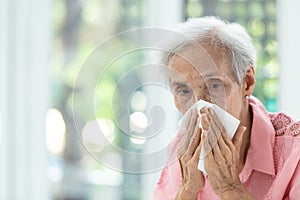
[243,96,275,176]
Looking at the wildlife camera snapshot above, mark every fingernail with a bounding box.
[241,126,247,133]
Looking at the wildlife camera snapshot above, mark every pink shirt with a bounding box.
[153,96,300,200]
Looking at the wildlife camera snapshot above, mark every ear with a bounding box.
[173,95,181,112]
[243,65,256,97]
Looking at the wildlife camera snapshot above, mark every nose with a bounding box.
[195,92,211,103]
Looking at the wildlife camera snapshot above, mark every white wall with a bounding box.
[0,0,51,199]
[277,0,300,119]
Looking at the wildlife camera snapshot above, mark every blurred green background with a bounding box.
[49,0,278,199]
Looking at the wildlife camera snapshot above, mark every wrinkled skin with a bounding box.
[170,45,256,199]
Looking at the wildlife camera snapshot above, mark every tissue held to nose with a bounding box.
[179,99,240,174]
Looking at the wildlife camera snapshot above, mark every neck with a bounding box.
[238,102,253,173]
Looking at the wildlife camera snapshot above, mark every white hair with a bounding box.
[161,16,256,84]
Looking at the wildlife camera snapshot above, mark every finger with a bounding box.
[190,139,203,170]
[187,109,198,130]
[177,139,185,158]
[177,109,200,165]
[178,157,185,178]
[178,110,202,184]
[185,109,198,139]
[179,109,198,156]
[204,141,218,174]
[204,110,218,151]
[208,108,235,152]
[180,154,189,183]
[200,113,209,131]
[206,111,220,148]
[232,126,247,154]
[206,126,226,167]
[208,111,232,163]
[177,130,189,158]
[191,140,202,162]
[202,129,212,159]
[205,140,233,180]
[186,117,202,157]
[208,110,246,178]
[203,115,225,165]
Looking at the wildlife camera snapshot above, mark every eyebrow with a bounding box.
[169,72,231,88]
[201,72,223,79]
[170,80,188,88]
[200,72,233,81]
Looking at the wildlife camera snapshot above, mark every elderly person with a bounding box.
[153,16,300,200]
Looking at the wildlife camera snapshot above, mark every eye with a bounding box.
[178,89,190,95]
[210,83,222,89]
[207,81,225,94]
[172,85,192,96]
[175,88,194,104]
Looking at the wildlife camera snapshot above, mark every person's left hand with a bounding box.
[201,108,249,199]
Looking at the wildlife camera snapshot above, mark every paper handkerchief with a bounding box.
[179,100,240,174]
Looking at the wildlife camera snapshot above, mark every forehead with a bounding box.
[168,44,235,82]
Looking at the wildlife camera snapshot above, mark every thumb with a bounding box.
[232,126,247,150]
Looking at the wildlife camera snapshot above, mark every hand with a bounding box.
[202,108,254,199]
[175,109,205,199]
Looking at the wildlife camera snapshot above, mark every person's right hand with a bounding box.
[175,109,205,200]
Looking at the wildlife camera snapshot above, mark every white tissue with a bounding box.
[179,100,240,174]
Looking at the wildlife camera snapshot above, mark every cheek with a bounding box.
[175,91,197,114]
[179,98,197,115]
[213,85,243,119]
[226,101,242,119]
[225,93,243,119]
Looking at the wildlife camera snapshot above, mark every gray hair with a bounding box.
[161,16,256,84]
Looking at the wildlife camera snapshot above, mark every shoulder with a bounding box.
[269,112,300,137]
[249,96,300,138]
[269,112,300,174]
